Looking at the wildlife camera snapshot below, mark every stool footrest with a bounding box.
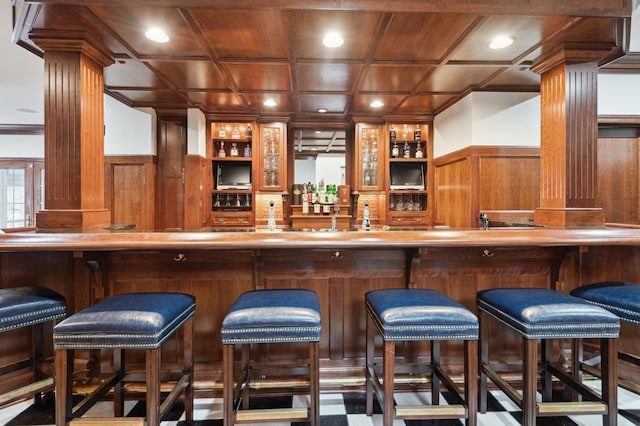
[159,374,190,420]
[0,377,54,405]
[482,363,522,408]
[538,401,607,416]
[396,404,466,418]
[70,418,146,425]
[235,407,309,422]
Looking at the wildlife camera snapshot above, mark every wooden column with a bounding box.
[30,31,113,230]
[532,45,610,227]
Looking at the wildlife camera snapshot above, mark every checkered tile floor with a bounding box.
[2,381,640,425]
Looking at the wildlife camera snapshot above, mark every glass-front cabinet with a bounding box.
[385,122,431,226]
[257,122,287,191]
[354,123,384,191]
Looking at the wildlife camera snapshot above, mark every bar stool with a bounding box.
[365,288,479,426]
[477,288,620,426]
[571,281,640,394]
[53,292,195,426]
[0,286,66,407]
[222,289,321,426]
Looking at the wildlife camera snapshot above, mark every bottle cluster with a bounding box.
[390,124,424,159]
[300,182,340,216]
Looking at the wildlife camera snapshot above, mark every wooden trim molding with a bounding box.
[598,115,640,126]
[0,124,44,135]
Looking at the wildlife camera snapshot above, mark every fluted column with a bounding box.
[30,31,114,230]
[532,44,610,227]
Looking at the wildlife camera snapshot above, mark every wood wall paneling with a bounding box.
[597,137,640,224]
[184,155,211,230]
[157,118,186,230]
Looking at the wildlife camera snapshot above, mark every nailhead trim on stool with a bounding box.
[0,286,66,407]
[365,288,479,426]
[222,289,321,426]
[54,292,195,426]
[572,281,640,395]
[477,288,620,426]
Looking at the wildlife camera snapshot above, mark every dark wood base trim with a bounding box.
[534,208,605,227]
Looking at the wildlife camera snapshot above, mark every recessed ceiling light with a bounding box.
[370,100,384,108]
[145,28,170,43]
[317,108,328,113]
[489,35,514,50]
[323,31,344,48]
[263,99,277,107]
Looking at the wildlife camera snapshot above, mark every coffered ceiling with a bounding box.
[13,1,631,124]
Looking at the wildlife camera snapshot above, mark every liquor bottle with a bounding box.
[243,144,251,157]
[391,141,399,158]
[246,123,252,139]
[230,143,239,157]
[402,124,409,141]
[389,125,396,143]
[322,192,331,215]
[415,142,423,159]
[302,186,310,215]
[219,124,226,138]
[218,141,226,157]
[414,124,421,141]
[403,141,411,158]
[231,125,241,139]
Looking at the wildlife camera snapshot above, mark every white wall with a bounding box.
[315,153,345,185]
[104,96,156,155]
[187,108,206,156]
[295,159,315,184]
[434,92,540,158]
[598,74,640,115]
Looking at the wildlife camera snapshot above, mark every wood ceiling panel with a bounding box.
[420,65,503,92]
[360,65,434,92]
[224,63,292,92]
[350,94,407,114]
[243,93,294,114]
[194,9,290,59]
[291,10,382,61]
[450,15,576,62]
[146,60,229,90]
[296,63,362,92]
[394,94,452,115]
[109,89,189,105]
[88,6,207,58]
[298,94,349,114]
[104,59,166,88]
[373,13,479,62]
[184,92,247,111]
[487,67,540,87]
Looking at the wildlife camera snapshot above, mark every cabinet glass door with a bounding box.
[355,124,382,190]
[259,123,286,190]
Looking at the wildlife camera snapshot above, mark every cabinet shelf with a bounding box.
[212,137,252,143]
[212,156,253,161]
[389,158,428,162]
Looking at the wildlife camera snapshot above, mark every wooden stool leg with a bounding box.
[601,337,618,426]
[541,339,553,401]
[572,338,583,402]
[32,323,44,407]
[383,340,395,426]
[310,341,319,426]
[55,348,74,426]
[146,348,161,426]
[523,338,537,426]
[241,344,250,410]
[365,312,374,416]
[479,312,489,413]
[223,344,234,426]
[431,340,441,405]
[114,349,125,417]
[465,339,478,426]
[184,317,194,425]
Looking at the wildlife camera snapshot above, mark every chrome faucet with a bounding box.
[479,213,489,230]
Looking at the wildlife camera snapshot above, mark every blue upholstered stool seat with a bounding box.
[365,288,478,426]
[221,289,321,344]
[477,288,620,339]
[54,292,195,426]
[222,289,322,426]
[0,286,66,333]
[571,281,640,325]
[365,288,478,341]
[478,287,620,426]
[54,292,195,349]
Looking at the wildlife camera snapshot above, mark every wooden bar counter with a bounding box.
[2,226,640,395]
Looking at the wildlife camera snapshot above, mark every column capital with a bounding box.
[29,29,114,68]
[531,42,617,75]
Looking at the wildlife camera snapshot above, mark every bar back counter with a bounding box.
[1,226,640,397]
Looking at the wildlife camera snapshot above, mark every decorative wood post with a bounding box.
[532,44,612,227]
[30,30,113,230]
